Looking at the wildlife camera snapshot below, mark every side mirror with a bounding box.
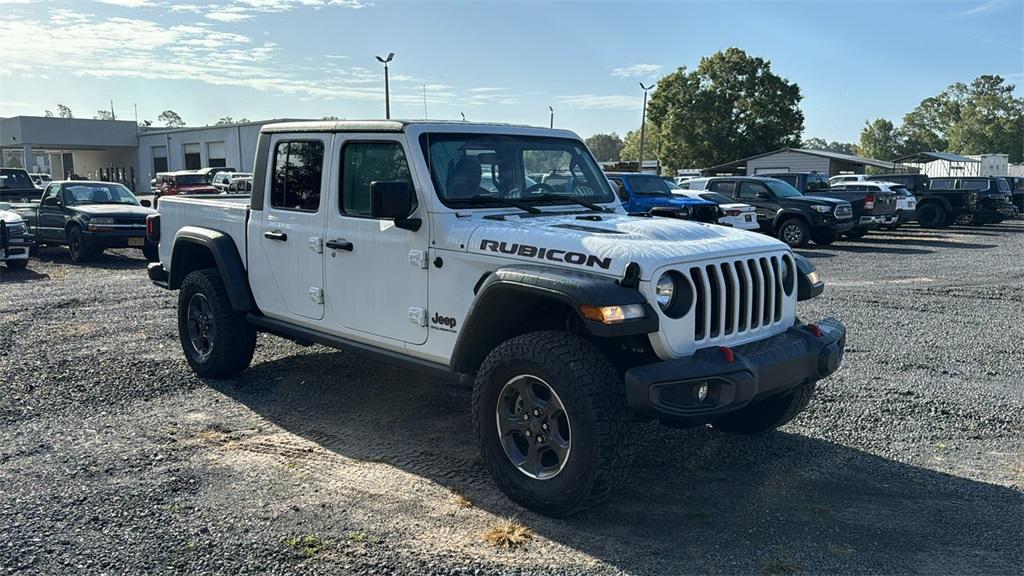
[794,253,824,301]
[140,199,152,208]
[370,181,420,231]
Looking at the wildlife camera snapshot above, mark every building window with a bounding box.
[152,146,168,174]
[183,143,201,170]
[207,142,226,168]
[271,140,324,212]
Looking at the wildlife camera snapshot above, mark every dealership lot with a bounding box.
[1,224,1022,575]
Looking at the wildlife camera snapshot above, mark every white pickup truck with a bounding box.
[148,120,846,516]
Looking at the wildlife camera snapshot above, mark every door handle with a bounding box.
[264,230,287,241]
[326,239,354,252]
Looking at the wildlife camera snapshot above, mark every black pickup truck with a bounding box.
[688,176,854,247]
[760,172,897,239]
[12,180,158,263]
[930,177,1016,225]
[1,167,43,202]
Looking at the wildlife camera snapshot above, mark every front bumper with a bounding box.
[1,231,31,261]
[811,219,855,235]
[83,228,151,250]
[624,319,845,420]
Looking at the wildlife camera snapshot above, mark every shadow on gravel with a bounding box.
[793,250,835,259]
[816,244,934,256]
[853,237,999,251]
[208,350,1023,575]
[32,247,149,270]
[0,267,50,283]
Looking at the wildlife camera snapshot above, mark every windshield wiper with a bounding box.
[450,194,541,214]
[527,193,612,212]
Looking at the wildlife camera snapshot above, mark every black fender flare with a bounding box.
[772,209,810,230]
[449,265,658,373]
[793,253,824,301]
[169,227,254,311]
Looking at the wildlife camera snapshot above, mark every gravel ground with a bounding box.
[1,222,1022,575]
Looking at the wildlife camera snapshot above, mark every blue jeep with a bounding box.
[606,172,719,223]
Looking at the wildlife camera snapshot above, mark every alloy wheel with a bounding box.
[186,293,216,360]
[495,375,571,480]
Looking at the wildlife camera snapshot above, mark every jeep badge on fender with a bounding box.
[148,120,845,519]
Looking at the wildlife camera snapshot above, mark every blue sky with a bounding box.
[0,0,1021,142]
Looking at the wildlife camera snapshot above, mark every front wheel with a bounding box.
[777,219,810,248]
[177,268,256,377]
[712,380,816,434]
[67,226,95,263]
[474,331,632,517]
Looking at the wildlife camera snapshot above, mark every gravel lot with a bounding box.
[1,222,1022,575]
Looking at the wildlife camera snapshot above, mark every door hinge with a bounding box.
[308,287,324,304]
[408,306,427,327]
[308,236,323,254]
[408,249,428,269]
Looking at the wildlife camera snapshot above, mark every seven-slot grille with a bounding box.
[687,254,789,344]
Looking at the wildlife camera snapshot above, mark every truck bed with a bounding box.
[157,195,251,269]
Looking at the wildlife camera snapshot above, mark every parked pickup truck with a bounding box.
[147,120,846,517]
[930,177,1016,225]
[759,172,897,239]
[1,202,31,270]
[1,167,43,202]
[684,176,854,247]
[605,172,720,223]
[12,180,158,262]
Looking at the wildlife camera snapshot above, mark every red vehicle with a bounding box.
[156,171,219,201]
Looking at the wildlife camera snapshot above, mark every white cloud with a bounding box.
[963,0,1006,16]
[169,4,203,12]
[95,0,155,7]
[206,10,254,22]
[610,63,661,79]
[557,94,641,110]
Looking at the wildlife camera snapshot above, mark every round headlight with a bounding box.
[655,272,675,309]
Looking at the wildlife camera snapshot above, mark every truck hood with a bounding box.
[72,204,156,218]
[461,211,787,280]
[0,207,25,224]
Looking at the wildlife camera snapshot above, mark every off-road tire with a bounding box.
[712,380,817,435]
[4,259,28,270]
[142,243,159,262]
[777,218,810,248]
[811,230,837,245]
[67,225,95,263]
[917,204,948,229]
[473,331,632,517]
[177,268,256,378]
[844,228,868,240]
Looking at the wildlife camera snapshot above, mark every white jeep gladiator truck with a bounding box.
[148,120,846,517]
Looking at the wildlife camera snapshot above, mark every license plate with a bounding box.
[128,238,145,247]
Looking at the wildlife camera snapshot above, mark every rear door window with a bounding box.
[930,179,954,190]
[271,140,324,212]
[960,179,989,192]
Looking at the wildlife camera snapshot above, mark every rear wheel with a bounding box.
[917,204,948,228]
[777,219,810,248]
[474,331,632,517]
[713,380,816,434]
[67,226,95,263]
[177,268,256,377]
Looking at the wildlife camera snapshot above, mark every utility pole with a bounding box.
[549,106,554,129]
[376,52,395,119]
[110,100,116,121]
[637,82,654,171]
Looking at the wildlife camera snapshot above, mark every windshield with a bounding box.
[65,184,140,206]
[699,192,734,204]
[422,133,616,208]
[627,175,673,196]
[763,179,803,198]
[663,179,683,190]
[173,174,207,186]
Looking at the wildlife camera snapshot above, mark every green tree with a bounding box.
[44,110,55,118]
[95,110,114,120]
[647,48,803,171]
[584,132,625,162]
[802,137,858,155]
[859,118,902,160]
[619,122,661,163]
[158,110,185,128]
[215,116,234,125]
[57,104,73,118]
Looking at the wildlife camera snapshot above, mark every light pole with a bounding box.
[637,82,655,171]
[549,106,554,129]
[376,52,395,119]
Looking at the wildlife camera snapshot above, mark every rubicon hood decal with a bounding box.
[480,239,612,269]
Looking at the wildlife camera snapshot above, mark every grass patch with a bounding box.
[284,535,330,558]
[761,558,798,575]
[483,518,534,550]
[452,493,473,509]
[346,531,367,543]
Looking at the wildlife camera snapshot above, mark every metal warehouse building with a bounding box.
[703,148,896,176]
[0,116,301,191]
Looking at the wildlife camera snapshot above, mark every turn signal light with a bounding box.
[580,304,645,324]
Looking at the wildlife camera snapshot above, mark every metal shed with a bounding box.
[703,148,896,176]
[891,151,982,178]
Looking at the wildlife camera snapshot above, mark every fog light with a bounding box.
[697,382,709,402]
